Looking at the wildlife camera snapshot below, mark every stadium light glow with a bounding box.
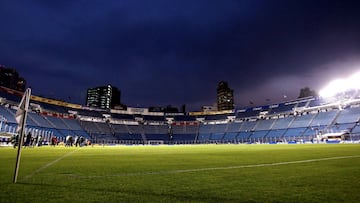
[319,71,360,98]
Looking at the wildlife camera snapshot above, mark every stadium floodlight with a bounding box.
[319,71,360,98]
[319,79,346,98]
[348,71,360,89]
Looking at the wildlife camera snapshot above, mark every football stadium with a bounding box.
[0,73,360,202]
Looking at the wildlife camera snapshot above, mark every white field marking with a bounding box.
[80,155,360,178]
[22,148,80,181]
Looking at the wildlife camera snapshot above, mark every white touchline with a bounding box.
[22,149,80,181]
[84,155,360,178]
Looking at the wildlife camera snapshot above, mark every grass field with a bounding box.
[0,144,359,202]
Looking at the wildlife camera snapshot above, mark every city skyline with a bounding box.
[1,0,360,110]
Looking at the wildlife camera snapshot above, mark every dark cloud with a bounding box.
[1,0,360,110]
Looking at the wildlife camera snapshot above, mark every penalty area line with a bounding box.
[21,148,80,181]
[84,155,360,178]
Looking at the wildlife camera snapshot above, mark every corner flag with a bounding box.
[13,88,31,183]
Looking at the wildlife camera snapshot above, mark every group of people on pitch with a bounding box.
[11,132,44,148]
[65,135,88,147]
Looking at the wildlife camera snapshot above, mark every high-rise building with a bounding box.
[86,85,121,109]
[0,65,26,91]
[217,81,234,111]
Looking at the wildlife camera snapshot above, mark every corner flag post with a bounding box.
[13,88,31,183]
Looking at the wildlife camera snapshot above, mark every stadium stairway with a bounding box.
[325,109,342,132]
[140,124,147,144]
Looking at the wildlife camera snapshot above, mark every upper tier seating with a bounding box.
[310,110,337,126]
[290,113,316,128]
[336,106,360,124]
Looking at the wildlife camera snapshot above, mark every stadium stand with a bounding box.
[271,116,294,129]
[0,105,17,123]
[222,132,239,142]
[254,118,275,131]
[171,122,198,143]
[268,103,295,115]
[1,85,360,145]
[290,113,316,128]
[173,115,196,121]
[226,121,242,133]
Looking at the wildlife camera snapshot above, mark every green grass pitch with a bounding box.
[0,144,359,202]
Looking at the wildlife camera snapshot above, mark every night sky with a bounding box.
[1,0,360,111]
